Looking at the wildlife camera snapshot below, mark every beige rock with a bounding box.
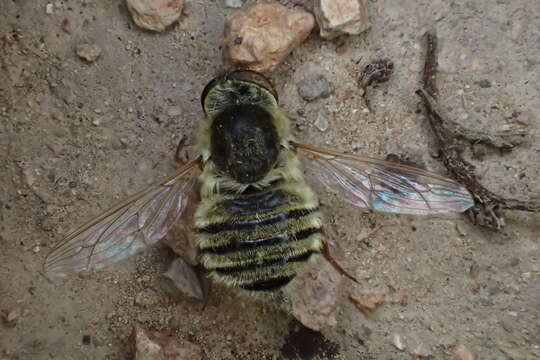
[393,334,406,351]
[453,344,475,360]
[314,0,371,40]
[287,255,342,331]
[131,324,203,360]
[349,293,384,315]
[160,257,204,301]
[223,3,315,74]
[3,308,22,327]
[126,0,184,32]
[76,43,101,62]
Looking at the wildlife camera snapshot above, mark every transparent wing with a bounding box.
[293,142,474,215]
[44,159,201,277]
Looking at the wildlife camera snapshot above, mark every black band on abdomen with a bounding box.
[214,251,315,275]
[198,208,318,234]
[240,275,294,291]
[203,227,320,255]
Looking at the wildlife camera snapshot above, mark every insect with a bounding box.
[44,69,474,293]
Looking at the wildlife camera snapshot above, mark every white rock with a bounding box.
[75,43,102,62]
[126,0,185,32]
[314,0,371,40]
[223,3,315,74]
[224,0,243,8]
[46,3,54,15]
[314,111,329,132]
[160,258,204,301]
[393,334,406,351]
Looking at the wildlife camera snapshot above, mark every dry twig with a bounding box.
[417,30,540,230]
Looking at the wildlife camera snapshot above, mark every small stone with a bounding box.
[478,79,491,88]
[314,0,371,40]
[455,223,466,237]
[287,256,342,331]
[23,167,40,188]
[224,0,243,8]
[131,324,203,360]
[61,18,72,33]
[223,3,315,74]
[167,106,182,117]
[411,342,432,358]
[314,112,329,132]
[453,344,475,360]
[4,308,22,327]
[82,335,91,345]
[46,3,54,14]
[393,334,406,351]
[297,74,335,101]
[126,0,185,32]
[76,43,102,62]
[349,293,384,315]
[160,258,204,301]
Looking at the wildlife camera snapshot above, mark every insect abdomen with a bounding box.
[196,183,323,291]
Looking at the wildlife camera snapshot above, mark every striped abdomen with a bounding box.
[195,182,323,291]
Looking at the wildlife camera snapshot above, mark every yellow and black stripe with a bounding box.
[196,183,323,292]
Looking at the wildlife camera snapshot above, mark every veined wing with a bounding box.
[44,158,201,277]
[293,142,473,215]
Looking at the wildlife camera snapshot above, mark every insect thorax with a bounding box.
[210,104,280,184]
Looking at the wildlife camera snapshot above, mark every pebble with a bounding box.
[297,74,335,101]
[410,341,432,358]
[61,18,72,33]
[393,334,406,351]
[167,106,182,117]
[46,3,54,14]
[455,223,467,237]
[453,344,475,360]
[349,293,384,315]
[126,0,185,32]
[314,0,371,39]
[314,111,329,132]
[287,256,342,331]
[4,308,22,327]
[131,325,203,360]
[223,3,314,74]
[160,257,204,301]
[76,43,102,62]
[478,79,491,88]
[224,0,243,8]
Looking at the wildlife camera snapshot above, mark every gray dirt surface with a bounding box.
[1,1,539,359]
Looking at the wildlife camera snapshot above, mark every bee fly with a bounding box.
[44,70,474,294]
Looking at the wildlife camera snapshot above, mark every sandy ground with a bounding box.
[1,0,539,359]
